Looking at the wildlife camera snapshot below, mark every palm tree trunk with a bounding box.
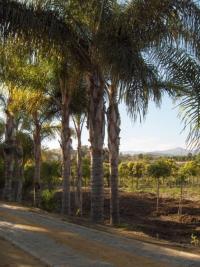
[178,182,183,219]
[156,178,160,214]
[15,143,23,202]
[16,168,23,202]
[72,115,85,216]
[88,69,105,223]
[60,79,71,216]
[33,112,41,207]
[3,107,16,201]
[107,84,120,225]
[75,129,83,216]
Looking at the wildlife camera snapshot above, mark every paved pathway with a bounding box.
[0,236,45,266]
[0,202,200,267]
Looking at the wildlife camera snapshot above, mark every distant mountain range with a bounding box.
[49,147,197,157]
[121,147,195,156]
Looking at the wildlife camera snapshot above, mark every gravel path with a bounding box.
[0,202,200,267]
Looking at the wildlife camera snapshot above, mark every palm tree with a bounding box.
[102,0,200,224]
[9,87,57,206]
[15,129,34,202]
[0,86,35,202]
[0,87,28,202]
[106,74,175,225]
[59,68,72,215]
[71,114,85,215]
[107,81,120,225]
[70,77,88,216]
[46,60,83,215]
[47,70,87,216]
[0,39,58,204]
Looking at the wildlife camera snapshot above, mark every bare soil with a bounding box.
[65,190,200,245]
[115,192,200,245]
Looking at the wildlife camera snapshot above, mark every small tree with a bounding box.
[118,162,129,188]
[134,162,144,190]
[177,161,198,218]
[176,167,187,218]
[127,161,135,189]
[185,161,198,185]
[82,157,90,189]
[147,160,171,214]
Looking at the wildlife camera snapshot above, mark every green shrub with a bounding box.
[41,161,61,190]
[41,189,56,212]
[24,162,34,191]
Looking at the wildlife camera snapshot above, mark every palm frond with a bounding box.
[123,0,200,52]
[0,0,90,64]
[150,45,200,150]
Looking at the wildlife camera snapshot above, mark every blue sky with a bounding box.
[118,95,188,152]
[45,94,189,152]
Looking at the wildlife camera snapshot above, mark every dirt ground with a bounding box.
[0,237,45,267]
[63,190,200,245]
[115,192,200,245]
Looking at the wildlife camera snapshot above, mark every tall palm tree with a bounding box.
[73,0,115,223]
[106,71,175,225]
[59,66,72,215]
[70,77,88,216]
[46,71,87,216]
[46,59,83,215]
[71,114,86,216]
[101,1,200,224]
